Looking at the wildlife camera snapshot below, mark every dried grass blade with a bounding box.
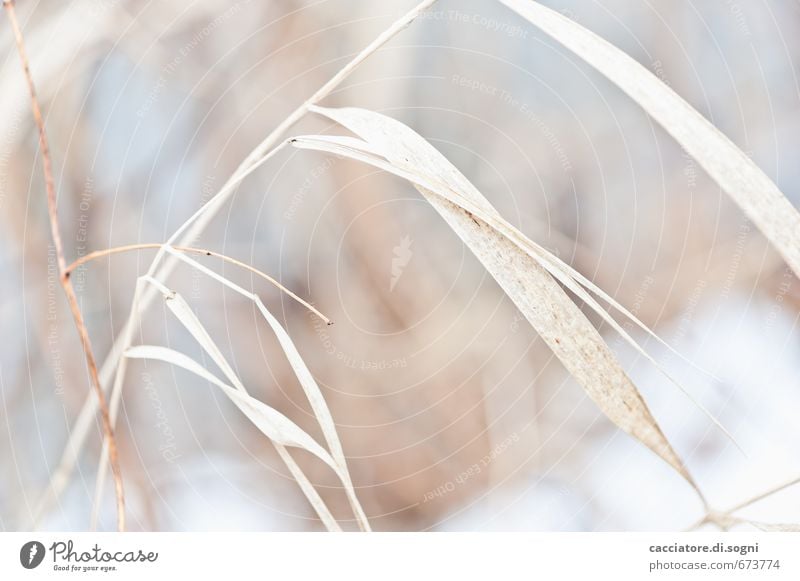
[297,107,701,496]
[253,299,370,531]
[497,0,800,279]
[135,279,343,531]
[293,130,735,447]
[124,344,341,531]
[123,346,338,472]
[151,254,369,530]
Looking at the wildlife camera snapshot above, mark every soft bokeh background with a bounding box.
[1,0,799,531]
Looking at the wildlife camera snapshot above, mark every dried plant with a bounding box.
[4,0,798,532]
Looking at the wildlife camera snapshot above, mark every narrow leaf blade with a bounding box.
[304,106,699,492]
[498,0,800,279]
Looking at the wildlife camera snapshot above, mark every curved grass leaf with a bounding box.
[497,0,800,279]
[124,344,342,531]
[295,105,703,498]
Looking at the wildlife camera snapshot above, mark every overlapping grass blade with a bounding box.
[157,248,370,529]
[92,268,365,531]
[125,345,336,468]
[125,344,342,531]
[91,279,342,532]
[146,253,369,530]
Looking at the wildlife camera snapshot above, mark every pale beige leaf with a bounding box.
[91,274,255,524]
[292,131,735,448]
[125,344,341,532]
[299,106,700,493]
[145,256,370,530]
[138,278,343,531]
[273,443,342,532]
[141,272,254,394]
[125,342,342,533]
[124,345,337,471]
[253,297,370,531]
[497,0,800,279]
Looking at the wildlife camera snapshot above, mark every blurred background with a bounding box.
[1,0,799,531]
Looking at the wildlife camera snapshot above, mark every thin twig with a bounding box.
[64,243,332,325]
[3,0,125,530]
[687,476,800,531]
[725,476,800,515]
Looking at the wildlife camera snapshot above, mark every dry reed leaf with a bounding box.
[497,0,800,279]
[153,256,368,525]
[89,251,358,529]
[144,275,345,531]
[90,275,249,526]
[293,106,701,496]
[273,444,342,533]
[124,344,343,530]
[152,253,370,530]
[124,345,337,469]
[293,131,734,448]
[92,272,346,531]
[251,296,371,531]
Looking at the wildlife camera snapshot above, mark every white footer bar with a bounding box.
[1,532,797,580]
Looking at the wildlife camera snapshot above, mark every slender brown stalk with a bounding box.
[3,0,125,530]
[65,243,332,324]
